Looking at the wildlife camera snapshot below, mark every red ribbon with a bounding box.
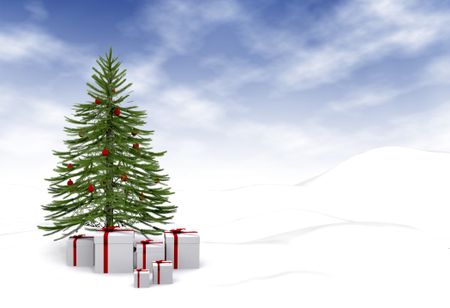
[140,239,163,269]
[164,228,197,269]
[135,269,148,288]
[154,260,171,284]
[96,226,133,273]
[69,234,93,266]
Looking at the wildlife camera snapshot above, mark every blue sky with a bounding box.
[2,0,450,188]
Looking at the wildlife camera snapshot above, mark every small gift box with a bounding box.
[66,234,94,267]
[134,268,151,288]
[94,226,135,273]
[164,228,200,269]
[152,260,173,284]
[136,239,164,269]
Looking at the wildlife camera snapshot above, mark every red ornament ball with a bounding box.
[102,148,109,156]
[67,163,73,169]
[67,179,74,186]
[88,184,95,193]
[114,107,121,116]
[120,174,128,182]
[133,143,139,149]
[95,98,102,105]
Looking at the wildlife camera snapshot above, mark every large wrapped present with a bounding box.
[164,228,199,269]
[66,234,94,267]
[94,226,135,273]
[152,260,173,284]
[136,239,164,269]
[134,268,151,288]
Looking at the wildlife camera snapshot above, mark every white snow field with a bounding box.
[1,146,450,307]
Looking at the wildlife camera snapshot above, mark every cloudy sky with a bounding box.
[2,0,450,190]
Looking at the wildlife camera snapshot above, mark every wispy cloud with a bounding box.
[327,84,422,111]
[24,1,48,21]
[0,27,59,62]
[127,51,169,96]
[239,0,450,90]
[0,84,68,187]
[131,0,450,102]
[0,25,90,66]
[156,87,226,130]
[423,55,450,86]
[138,0,244,53]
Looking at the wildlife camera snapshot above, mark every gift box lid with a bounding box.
[164,231,199,244]
[94,230,134,244]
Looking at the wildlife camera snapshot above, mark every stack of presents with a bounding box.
[66,227,199,288]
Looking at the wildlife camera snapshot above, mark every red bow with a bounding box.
[166,228,197,234]
[99,226,117,232]
[70,234,93,239]
[140,239,163,244]
[169,228,185,233]
[103,226,118,232]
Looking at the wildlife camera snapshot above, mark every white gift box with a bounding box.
[94,229,135,273]
[66,235,94,267]
[136,240,164,269]
[152,260,173,284]
[164,229,200,269]
[134,269,151,288]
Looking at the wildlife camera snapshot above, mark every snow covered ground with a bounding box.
[1,146,450,307]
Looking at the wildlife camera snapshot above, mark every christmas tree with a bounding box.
[38,48,176,240]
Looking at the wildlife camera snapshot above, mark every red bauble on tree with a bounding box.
[102,148,109,156]
[88,184,95,193]
[67,163,73,169]
[120,174,128,182]
[67,179,73,186]
[133,143,139,149]
[95,98,102,105]
[114,107,121,116]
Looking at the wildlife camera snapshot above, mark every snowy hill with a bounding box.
[303,146,450,236]
[1,146,450,307]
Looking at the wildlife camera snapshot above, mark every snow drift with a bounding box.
[1,146,450,307]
